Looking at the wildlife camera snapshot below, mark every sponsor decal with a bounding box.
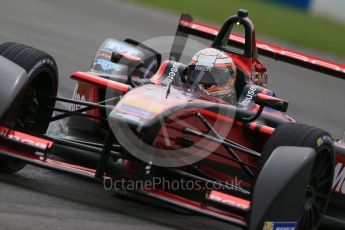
[0,126,51,150]
[240,85,257,106]
[70,82,101,122]
[104,40,129,53]
[316,135,333,147]
[103,40,141,57]
[71,90,86,111]
[263,222,297,230]
[333,162,345,194]
[96,49,112,60]
[196,52,217,67]
[207,190,250,211]
[28,58,54,76]
[117,113,143,123]
[166,62,182,83]
[120,104,153,118]
[94,58,121,71]
[195,65,212,72]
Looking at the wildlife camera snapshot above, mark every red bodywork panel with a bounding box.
[140,188,247,226]
[71,81,101,123]
[0,126,95,176]
[0,125,53,151]
[113,84,274,186]
[71,71,130,93]
[207,190,251,211]
[333,143,345,195]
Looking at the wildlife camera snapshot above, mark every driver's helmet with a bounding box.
[185,48,237,104]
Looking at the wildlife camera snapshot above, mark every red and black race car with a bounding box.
[0,9,344,230]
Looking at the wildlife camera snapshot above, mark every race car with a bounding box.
[0,9,344,230]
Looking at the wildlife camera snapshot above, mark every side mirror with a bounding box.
[254,93,289,112]
[238,93,289,122]
[111,51,144,68]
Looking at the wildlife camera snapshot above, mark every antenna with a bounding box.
[166,81,172,99]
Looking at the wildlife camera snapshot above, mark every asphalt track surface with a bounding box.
[0,0,345,229]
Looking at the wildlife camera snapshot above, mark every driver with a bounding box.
[185,48,237,104]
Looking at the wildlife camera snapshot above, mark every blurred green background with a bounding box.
[133,0,345,57]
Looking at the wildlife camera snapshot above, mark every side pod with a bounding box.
[248,146,316,230]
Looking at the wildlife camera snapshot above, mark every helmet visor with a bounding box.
[187,64,235,89]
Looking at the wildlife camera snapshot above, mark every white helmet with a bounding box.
[185,48,237,104]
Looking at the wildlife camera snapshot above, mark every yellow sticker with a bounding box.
[317,137,323,147]
[263,222,273,230]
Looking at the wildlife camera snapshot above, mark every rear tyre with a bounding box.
[258,123,334,230]
[0,42,58,173]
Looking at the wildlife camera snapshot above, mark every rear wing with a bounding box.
[171,13,345,80]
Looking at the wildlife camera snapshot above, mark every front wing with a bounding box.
[0,125,318,229]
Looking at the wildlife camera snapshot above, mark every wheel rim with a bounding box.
[15,86,40,131]
[299,149,333,230]
[6,86,42,171]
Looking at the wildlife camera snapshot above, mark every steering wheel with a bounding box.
[111,51,147,88]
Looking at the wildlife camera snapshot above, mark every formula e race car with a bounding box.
[0,9,345,230]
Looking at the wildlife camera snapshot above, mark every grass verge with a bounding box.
[134,0,345,57]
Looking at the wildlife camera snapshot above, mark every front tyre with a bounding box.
[258,123,334,230]
[0,42,58,173]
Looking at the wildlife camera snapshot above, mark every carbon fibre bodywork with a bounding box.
[0,56,28,123]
